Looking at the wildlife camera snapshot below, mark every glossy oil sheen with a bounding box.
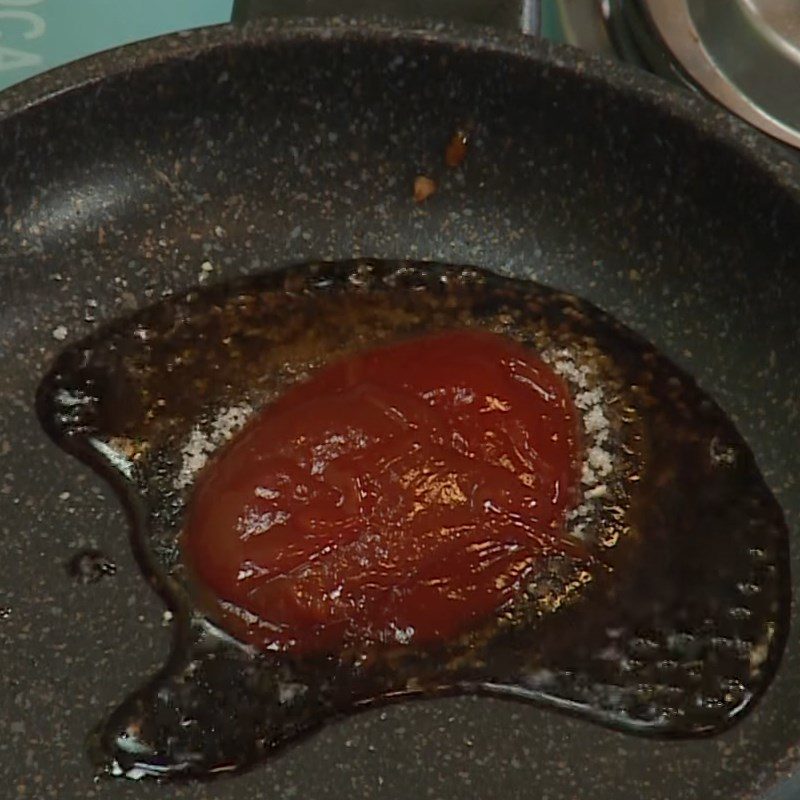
[36,260,790,780]
[183,330,581,655]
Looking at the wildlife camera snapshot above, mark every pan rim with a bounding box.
[0,15,799,800]
[0,16,798,204]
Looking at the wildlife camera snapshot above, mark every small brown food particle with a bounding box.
[445,131,469,167]
[413,175,437,203]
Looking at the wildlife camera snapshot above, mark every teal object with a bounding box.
[0,0,234,91]
[0,1,562,93]
[540,0,566,41]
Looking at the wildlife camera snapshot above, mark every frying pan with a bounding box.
[1,6,799,800]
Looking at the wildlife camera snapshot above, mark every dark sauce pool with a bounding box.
[36,260,790,780]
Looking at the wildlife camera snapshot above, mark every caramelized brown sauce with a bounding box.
[36,260,790,780]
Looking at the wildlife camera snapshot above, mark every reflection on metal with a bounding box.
[554,0,800,150]
[642,0,800,149]
[554,0,616,57]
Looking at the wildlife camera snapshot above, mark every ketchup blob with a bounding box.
[183,330,581,655]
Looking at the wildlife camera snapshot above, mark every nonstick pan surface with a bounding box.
[1,19,799,800]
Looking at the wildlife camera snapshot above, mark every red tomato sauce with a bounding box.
[183,330,581,655]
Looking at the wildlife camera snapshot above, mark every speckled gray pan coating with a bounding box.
[0,18,799,800]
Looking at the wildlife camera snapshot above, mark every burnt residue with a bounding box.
[66,549,117,585]
[35,260,790,780]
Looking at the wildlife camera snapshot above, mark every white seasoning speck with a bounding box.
[544,346,617,542]
[588,446,613,476]
[390,623,415,644]
[583,405,610,442]
[52,325,68,341]
[574,388,603,410]
[175,403,253,490]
